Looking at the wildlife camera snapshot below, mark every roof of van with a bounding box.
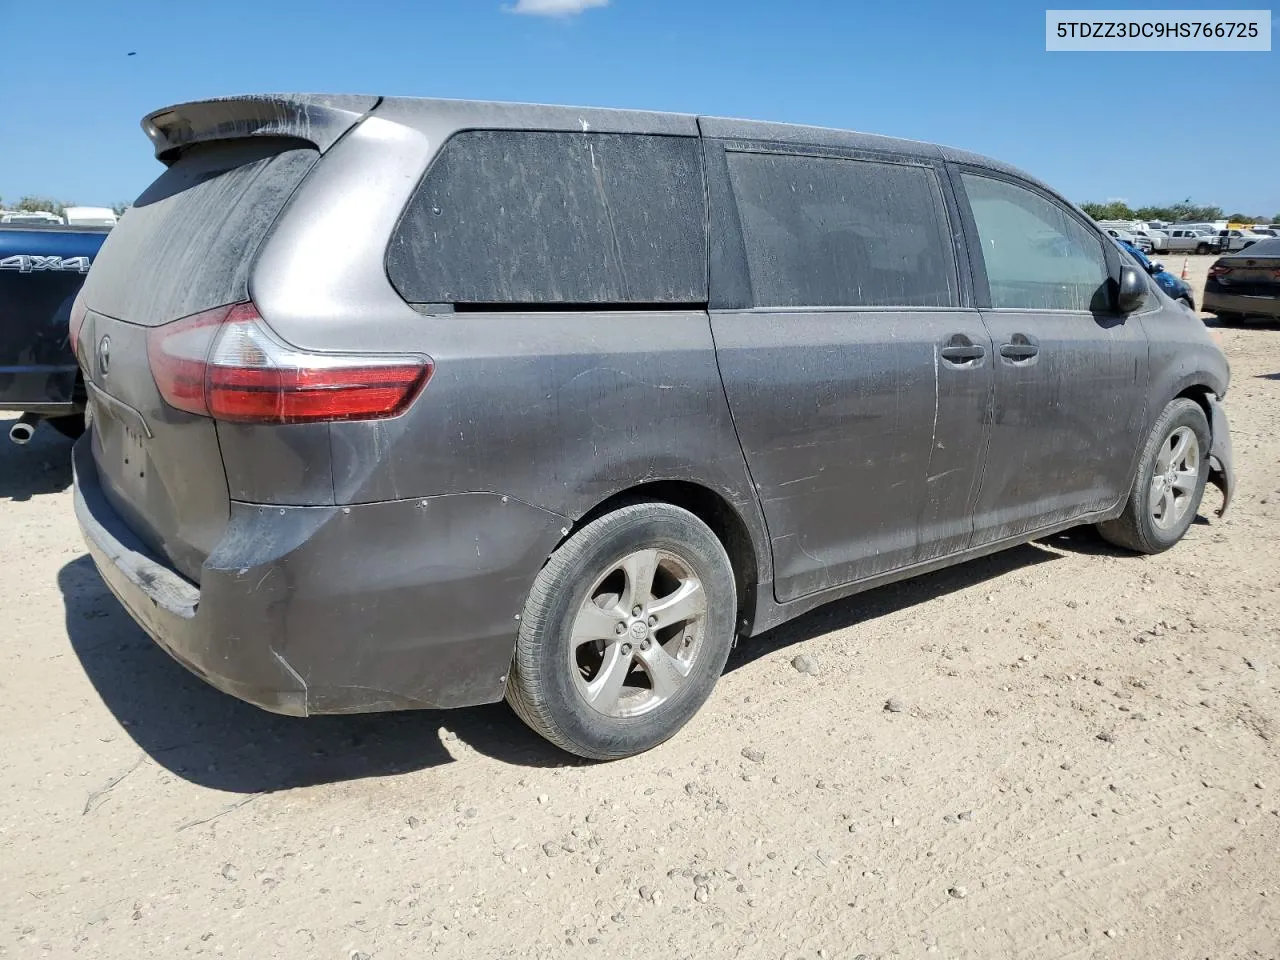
[142,93,1058,205]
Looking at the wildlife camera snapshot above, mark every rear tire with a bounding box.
[1096,399,1210,554]
[1195,243,1210,255]
[48,414,85,440]
[506,502,737,760]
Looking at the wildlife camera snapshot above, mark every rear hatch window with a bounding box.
[83,138,318,324]
[80,138,318,582]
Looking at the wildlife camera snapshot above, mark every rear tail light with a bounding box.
[146,302,432,424]
[1207,263,1232,280]
[68,292,88,359]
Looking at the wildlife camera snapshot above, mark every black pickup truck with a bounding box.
[1,224,109,443]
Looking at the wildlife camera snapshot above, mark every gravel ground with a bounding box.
[2,256,1278,959]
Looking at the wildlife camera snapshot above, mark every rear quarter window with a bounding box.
[387,130,707,305]
[724,151,958,309]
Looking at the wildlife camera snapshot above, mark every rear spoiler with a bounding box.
[141,94,382,165]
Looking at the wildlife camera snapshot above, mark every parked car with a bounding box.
[1131,228,1168,252]
[1104,227,1151,253]
[1100,222,1167,252]
[1214,228,1269,252]
[1202,237,1280,323]
[1,211,64,226]
[1,223,109,443]
[1115,238,1195,310]
[72,95,1235,760]
[1165,228,1221,254]
[63,206,120,228]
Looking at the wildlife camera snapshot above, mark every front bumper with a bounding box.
[72,437,568,715]
[1202,289,1280,320]
[1207,397,1235,516]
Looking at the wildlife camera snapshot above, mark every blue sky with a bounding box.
[1,0,1276,215]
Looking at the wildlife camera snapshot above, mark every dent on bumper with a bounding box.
[72,437,569,715]
[1207,397,1234,516]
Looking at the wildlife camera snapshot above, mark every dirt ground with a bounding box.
[2,255,1278,960]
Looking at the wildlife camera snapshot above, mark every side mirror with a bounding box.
[1117,265,1146,313]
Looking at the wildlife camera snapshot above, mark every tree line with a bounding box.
[1079,199,1278,225]
[0,196,129,216]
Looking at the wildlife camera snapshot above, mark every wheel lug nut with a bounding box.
[647,615,657,627]
[683,635,692,646]
[621,643,632,655]
[641,639,651,650]
[615,622,626,635]
[632,605,643,617]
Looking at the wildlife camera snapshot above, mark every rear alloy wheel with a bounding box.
[1097,399,1209,553]
[506,502,736,760]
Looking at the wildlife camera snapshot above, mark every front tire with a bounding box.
[1195,243,1211,255]
[506,502,737,760]
[1096,399,1210,554]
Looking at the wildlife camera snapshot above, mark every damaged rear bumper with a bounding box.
[1207,396,1234,516]
[72,437,568,715]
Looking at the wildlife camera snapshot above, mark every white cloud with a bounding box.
[507,0,609,16]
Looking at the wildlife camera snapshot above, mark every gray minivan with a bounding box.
[72,95,1234,759]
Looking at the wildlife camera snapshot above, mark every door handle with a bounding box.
[941,345,985,363]
[999,335,1039,362]
[939,336,986,365]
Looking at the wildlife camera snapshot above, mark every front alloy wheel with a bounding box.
[1097,398,1210,554]
[1149,426,1200,532]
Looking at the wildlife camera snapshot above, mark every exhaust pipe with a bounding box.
[8,413,41,446]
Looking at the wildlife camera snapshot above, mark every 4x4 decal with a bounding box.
[0,254,93,274]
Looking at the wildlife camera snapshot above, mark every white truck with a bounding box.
[63,206,119,227]
[1130,228,1168,252]
[1101,226,1152,253]
[1164,228,1221,255]
[1213,228,1270,252]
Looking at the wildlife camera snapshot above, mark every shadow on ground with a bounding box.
[1203,315,1280,332]
[59,555,580,792]
[0,412,73,501]
[63,537,1072,791]
[727,541,1062,671]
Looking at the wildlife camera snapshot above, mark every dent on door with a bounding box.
[713,310,993,602]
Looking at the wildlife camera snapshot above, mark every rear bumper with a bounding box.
[72,437,569,715]
[0,363,81,416]
[1202,289,1280,319]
